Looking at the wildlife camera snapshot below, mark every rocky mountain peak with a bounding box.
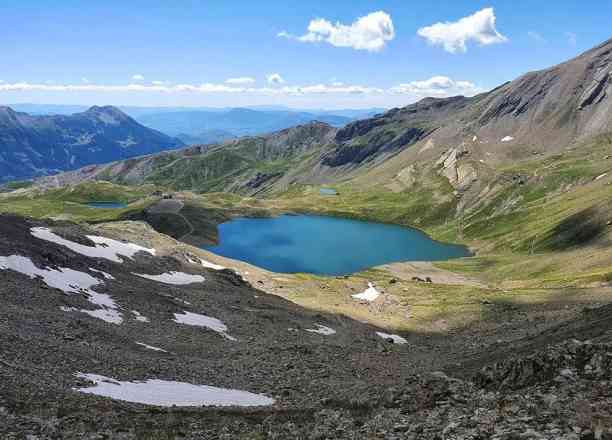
[82,105,131,124]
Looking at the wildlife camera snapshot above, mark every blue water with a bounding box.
[86,201,128,209]
[204,214,470,275]
[319,188,338,196]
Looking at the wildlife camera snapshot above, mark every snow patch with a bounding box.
[0,254,123,325]
[74,373,275,407]
[173,311,236,341]
[352,282,381,302]
[131,310,150,323]
[136,342,167,352]
[90,268,115,280]
[595,173,607,181]
[501,136,514,142]
[134,271,205,285]
[305,324,336,336]
[376,332,408,345]
[187,256,225,271]
[31,227,155,263]
[62,307,123,325]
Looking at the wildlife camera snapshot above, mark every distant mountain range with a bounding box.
[6,104,384,143]
[0,105,183,182]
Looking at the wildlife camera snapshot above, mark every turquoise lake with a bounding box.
[204,214,470,275]
[86,202,128,209]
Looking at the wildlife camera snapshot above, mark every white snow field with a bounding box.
[74,373,275,407]
[173,311,237,341]
[136,342,167,352]
[305,324,337,335]
[376,332,408,344]
[0,255,123,324]
[30,227,155,263]
[133,271,205,285]
[351,282,381,302]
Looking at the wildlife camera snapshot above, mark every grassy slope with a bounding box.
[0,181,159,223]
[1,134,611,334]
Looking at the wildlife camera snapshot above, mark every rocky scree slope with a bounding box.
[1,213,612,438]
[0,105,183,182]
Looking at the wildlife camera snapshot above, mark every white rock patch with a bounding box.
[501,136,514,142]
[74,373,274,407]
[352,282,381,302]
[136,342,167,352]
[376,332,408,345]
[173,311,236,341]
[131,310,150,323]
[0,255,123,325]
[31,227,156,263]
[134,271,205,285]
[305,324,337,336]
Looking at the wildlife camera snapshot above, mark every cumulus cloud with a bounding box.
[81,77,90,84]
[279,11,394,52]
[267,73,285,84]
[151,80,168,86]
[225,77,256,85]
[131,74,145,81]
[417,8,507,53]
[390,76,483,97]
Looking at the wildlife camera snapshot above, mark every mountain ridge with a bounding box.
[0,105,183,182]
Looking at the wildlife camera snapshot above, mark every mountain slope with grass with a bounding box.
[38,39,612,206]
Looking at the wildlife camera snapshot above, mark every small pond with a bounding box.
[319,188,338,196]
[204,214,470,275]
[86,201,128,209]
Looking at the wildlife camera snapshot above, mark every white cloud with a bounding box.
[151,80,168,86]
[267,73,285,85]
[132,74,145,81]
[81,77,90,84]
[0,77,479,100]
[225,77,256,85]
[279,11,394,52]
[0,80,4,84]
[390,76,483,97]
[417,8,507,53]
[566,32,577,46]
[527,31,546,43]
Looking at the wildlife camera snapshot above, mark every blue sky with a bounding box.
[1,0,611,109]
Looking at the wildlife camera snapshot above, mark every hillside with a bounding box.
[0,105,183,182]
[40,39,612,206]
[2,213,612,438]
[3,38,612,439]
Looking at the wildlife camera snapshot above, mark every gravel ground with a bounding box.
[1,213,611,439]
